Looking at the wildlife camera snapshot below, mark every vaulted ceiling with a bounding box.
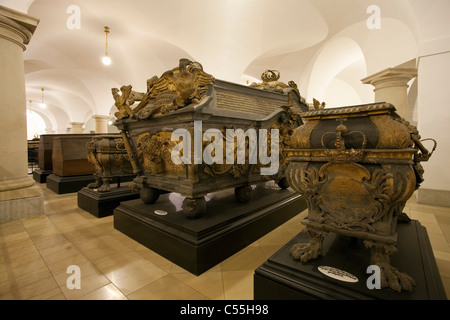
[2,0,449,133]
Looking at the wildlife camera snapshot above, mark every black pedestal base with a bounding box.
[114,183,307,275]
[33,168,52,183]
[254,220,447,300]
[78,185,140,218]
[46,174,95,194]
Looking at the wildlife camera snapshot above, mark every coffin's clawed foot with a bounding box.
[87,177,101,189]
[364,240,415,292]
[97,184,110,192]
[290,242,322,262]
[377,261,416,292]
[290,229,327,263]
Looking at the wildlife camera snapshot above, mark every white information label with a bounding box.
[318,266,358,283]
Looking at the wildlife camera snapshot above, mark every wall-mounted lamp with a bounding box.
[39,88,47,109]
[102,26,111,66]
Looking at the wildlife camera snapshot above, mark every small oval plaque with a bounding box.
[318,266,358,283]
[154,209,168,216]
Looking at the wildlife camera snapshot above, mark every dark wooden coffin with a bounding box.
[27,140,39,163]
[38,134,98,170]
[51,135,98,176]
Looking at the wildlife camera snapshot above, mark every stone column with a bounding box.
[70,122,84,134]
[361,67,417,121]
[0,6,42,222]
[92,115,110,133]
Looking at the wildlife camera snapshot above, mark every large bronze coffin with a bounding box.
[285,103,436,292]
[113,59,308,218]
[86,134,135,192]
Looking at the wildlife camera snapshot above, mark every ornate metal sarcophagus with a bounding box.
[113,59,308,218]
[285,103,436,292]
[86,134,135,192]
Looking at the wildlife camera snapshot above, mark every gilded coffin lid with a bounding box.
[299,102,396,120]
[288,101,416,163]
[118,59,308,123]
[211,79,307,119]
[127,79,306,123]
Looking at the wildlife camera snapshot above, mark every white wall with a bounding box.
[322,78,362,107]
[417,47,450,205]
[26,111,46,139]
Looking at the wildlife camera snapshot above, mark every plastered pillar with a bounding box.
[361,67,417,121]
[0,6,43,222]
[93,115,110,133]
[70,122,84,134]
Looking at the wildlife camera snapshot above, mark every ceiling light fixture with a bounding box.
[102,26,111,66]
[39,88,47,109]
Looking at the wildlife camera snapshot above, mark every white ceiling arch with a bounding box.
[323,78,363,107]
[305,36,367,104]
[0,0,35,13]
[338,18,419,75]
[28,107,55,132]
[25,69,95,119]
[302,11,419,105]
[27,98,70,133]
[25,85,70,118]
[2,0,446,134]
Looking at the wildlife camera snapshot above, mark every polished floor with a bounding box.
[1,181,449,300]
